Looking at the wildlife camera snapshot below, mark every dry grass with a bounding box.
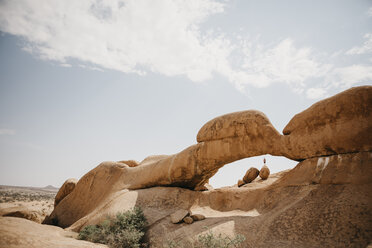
[0,185,58,222]
[0,190,56,203]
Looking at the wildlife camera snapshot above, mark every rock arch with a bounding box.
[45,86,372,228]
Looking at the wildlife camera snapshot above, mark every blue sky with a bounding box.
[0,0,371,188]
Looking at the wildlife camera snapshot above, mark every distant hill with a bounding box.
[0,184,59,193]
[41,185,59,192]
[43,185,58,190]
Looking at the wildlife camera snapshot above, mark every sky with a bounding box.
[0,0,371,188]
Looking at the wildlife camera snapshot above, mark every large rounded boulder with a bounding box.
[282,86,372,160]
[197,110,281,145]
[243,167,259,183]
[259,165,270,180]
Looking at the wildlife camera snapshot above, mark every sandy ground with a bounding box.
[0,185,58,223]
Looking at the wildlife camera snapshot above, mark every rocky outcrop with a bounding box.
[272,151,372,187]
[281,86,372,160]
[42,86,372,247]
[0,217,107,248]
[44,162,133,227]
[43,152,372,248]
[127,152,372,248]
[44,111,284,226]
[47,87,371,204]
[45,110,288,228]
[0,206,43,223]
[46,86,372,227]
[54,178,78,207]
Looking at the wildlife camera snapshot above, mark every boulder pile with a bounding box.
[170,209,206,225]
[238,160,271,187]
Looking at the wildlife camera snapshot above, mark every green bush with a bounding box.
[78,207,148,248]
[78,224,105,243]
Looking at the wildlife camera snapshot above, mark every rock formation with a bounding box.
[281,86,372,160]
[196,110,281,143]
[259,165,270,180]
[237,179,245,187]
[44,87,370,217]
[272,151,372,187]
[243,167,260,183]
[0,217,107,248]
[183,216,194,224]
[45,86,372,227]
[42,151,372,247]
[54,178,78,207]
[170,210,189,224]
[36,86,372,248]
[191,214,205,221]
[0,207,43,223]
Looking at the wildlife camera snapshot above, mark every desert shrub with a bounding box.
[163,239,182,248]
[78,207,148,248]
[0,191,56,202]
[163,229,246,248]
[195,231,246,248]
[78,224,107,243]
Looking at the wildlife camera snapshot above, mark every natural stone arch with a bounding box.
[121,110,285,190]
[46,86,372,228]
[86,86,372,191]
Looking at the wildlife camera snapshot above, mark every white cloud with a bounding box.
[228,38,331,90]
[326,64,372,89]
[368,7,372,17]
[78,64,104,72]
[0,129,16,135]
[0,0,368,99]
[0,0,327,90]
[346,33,372,55]
[60,63,72,68]
[0,0,226,82]
[306,88,327,99]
